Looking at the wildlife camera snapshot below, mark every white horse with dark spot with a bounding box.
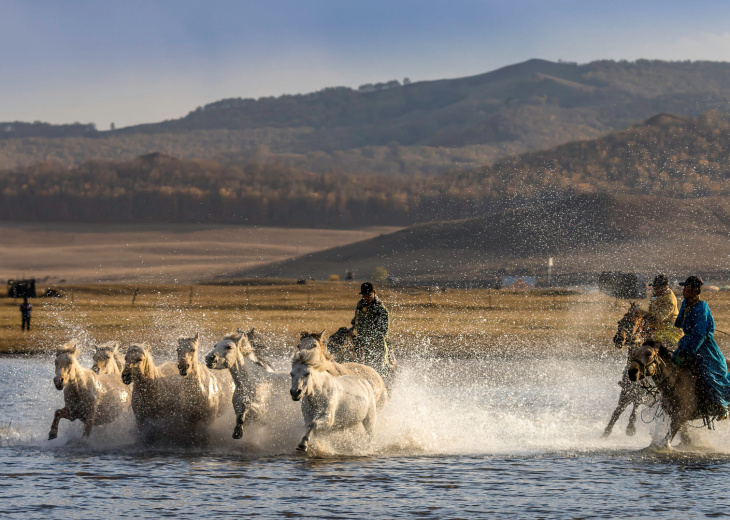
[176,333,235,427]
[290,347,377,452]
[91,341,125,376]
[205,330,298,440]
[49,340,130,440]
[299,331,388,408]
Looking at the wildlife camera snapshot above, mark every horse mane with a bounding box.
[292,347,328,370]
[177,334,199,350]
[300,333,334,361]
[95,341,119,352]
[224,331,273,371]
[126,343,151,360]
[57,339,79,355]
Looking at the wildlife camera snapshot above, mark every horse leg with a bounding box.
[362,400,377,451]
[232,406,248,440]
[678,424,693,447]
[48,407,71,440]
[82,408,97,438]
[626,401,638,436]
[603,389,630,438]
[297,420,318,452]
[660,419,683,449]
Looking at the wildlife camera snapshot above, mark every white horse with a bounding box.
[176,333,235,426]
[290,347,377,452]
[121,343,187,440]
[91,341,125,375]
[49,340,130,440]
[298,331,388,408]
[205,330,297,439]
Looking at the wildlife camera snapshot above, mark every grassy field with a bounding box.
[6,282,730,358]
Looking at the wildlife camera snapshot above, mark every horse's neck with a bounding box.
[653,352,679,388]
[66,363,96,394]
[228,351,255,383]
[103,361,121,375]
[308,367,335,395]
[137,358,163,384]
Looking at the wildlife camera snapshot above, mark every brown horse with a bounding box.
[629,340,730,448]
[325,327,358,363]
[603,303,655,438]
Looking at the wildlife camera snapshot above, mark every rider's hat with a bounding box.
[679,275,704,289]
[359,282,375,295]
[649,274,668,287]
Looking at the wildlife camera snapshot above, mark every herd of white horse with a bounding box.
[50,329,387,452]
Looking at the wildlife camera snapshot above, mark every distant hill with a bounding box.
[5,112,730,227]
[5,59,730,174]
[230,193,730,281]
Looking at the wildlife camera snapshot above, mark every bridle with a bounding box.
[631,347,676,389]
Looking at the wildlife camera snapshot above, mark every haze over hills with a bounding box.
[3,111,730,229]
[4,59,730,175]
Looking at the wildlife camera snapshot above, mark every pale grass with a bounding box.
[4,283,730,357]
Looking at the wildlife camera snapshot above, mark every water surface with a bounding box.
[3,354,730,519]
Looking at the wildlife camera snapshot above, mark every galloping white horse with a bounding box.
[176,333,235,426]
[49,340,130,440]
[205,330,297,439]
[122,344,186,439]
[91,341,125,375]
[290,347,377,452]
[298,331,388,407]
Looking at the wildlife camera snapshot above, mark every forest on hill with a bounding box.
[4,59,730,174]
[3,112,730,227]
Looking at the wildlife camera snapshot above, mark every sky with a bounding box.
[3,0,730,129]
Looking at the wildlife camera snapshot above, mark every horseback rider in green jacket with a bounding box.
[351,282,394,377]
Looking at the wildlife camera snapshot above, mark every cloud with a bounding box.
[672,31,730,61]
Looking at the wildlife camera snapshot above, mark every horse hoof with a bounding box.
[626,425,637,436]
[48,431,57,440]
[297,443,308,452]
[232,429,243,440]
[601,429,611,439]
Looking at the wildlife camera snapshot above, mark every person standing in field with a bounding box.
[20,297,33,331]
[351,282,395,378]
[645,274,682,346]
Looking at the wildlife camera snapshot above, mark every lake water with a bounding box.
[3,353,730,519]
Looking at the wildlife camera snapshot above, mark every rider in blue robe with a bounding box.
[673,276,730,418]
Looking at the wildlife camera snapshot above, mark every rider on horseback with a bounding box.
[673,276,730,420]
[351,282,394,378]
[645,274,682,346]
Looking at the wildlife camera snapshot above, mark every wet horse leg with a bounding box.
[603,387,631,437]
[232,409,248,439]
[48,407,71,440]
[626,400,638,436]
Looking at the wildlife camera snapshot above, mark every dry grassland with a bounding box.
[0,223,400,284]
[5,282,730,358]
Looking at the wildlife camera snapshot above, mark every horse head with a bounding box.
[54,340,80,390]
[122,344,152,385]
[91,341,121,375]
[297,330,331,358]
[627,340,669,382]
[176,333,200,377]
[206,331,249,370]
[290,348,325,401]
[613,303,646,349]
